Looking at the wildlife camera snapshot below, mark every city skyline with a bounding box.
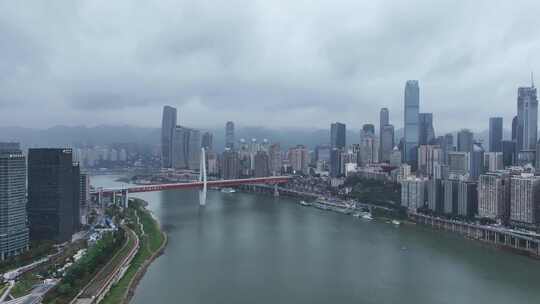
[0,2,539,131]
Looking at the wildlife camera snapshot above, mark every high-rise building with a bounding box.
[418,113,435,145]
[502,140,516,167]
[457,129,474,153]
[401,177,427,211]
[427,179,444,213]
[380,125,394,162]
[457,180,478,218]
[510,174,540,226]
[358,135,378,166]
[390,146,402,167]
[72,163,81,231]
[485,152,504,172]
[478,171,511,221]
[173,127,201,170]
[330,148,342,177]
[516,82,538,151]
[0,143,29,260]
[28,148,80,242]
[447,152,469,176]
[288,145,310,175]
[331,122,346,149]
[379,108,389,131]
[361,124,375,137]
[469,143,485,180]
[221,150,239,179]
[443,179,459,215]
[201,132,214,152]
[254,151,270,177]
[161,105,178,168]
[268,144,282,176]
[225,121,235,150]
[442,133,454,164]
[489,117,503,152]
[315,145,331,163]
[417,145,443,178]
[403,80,420,165]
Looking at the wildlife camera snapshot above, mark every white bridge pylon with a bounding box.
[199,147,207,206]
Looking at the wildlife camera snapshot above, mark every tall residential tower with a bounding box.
[403,80,420,165]
[161,106,178,168]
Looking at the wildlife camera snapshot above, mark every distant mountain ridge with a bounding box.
[0,125,509,151]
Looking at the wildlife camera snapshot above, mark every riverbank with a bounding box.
[101,198,167,304]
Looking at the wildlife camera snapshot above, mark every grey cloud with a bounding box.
[0,0,539,133]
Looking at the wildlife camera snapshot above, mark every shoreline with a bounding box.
[101,198,168,304]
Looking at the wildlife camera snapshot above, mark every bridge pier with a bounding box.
[273,184,279,197]
[199,147,207,206]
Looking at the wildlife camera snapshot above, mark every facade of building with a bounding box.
[0,143,29,260]
[489,117,503,152]
[469,144,485,180]
[28,148,80,242]
[457,180,478,217]
[516,85,538,152]
[221,150,240,179]
[161,105,177,168]
[403,80,420,165]
[485,152,504,172]
[478,172,511,221]
[289,145,310,175]
[390,147,402,167]
[331,122,346,149]
[502,140,516,167]
[427,178,444,213]
[401,177,427,211]
[201,132,213,151]
[330,148,342,177]
[457,129,474,153]
[254,151,270,177]
[380,124,394,162]
[225,121,235,150]
[269,143,282,176]
[447,151,469,176]
[510,174,540,226]
[443,179,459,215]
[418,113,435,145]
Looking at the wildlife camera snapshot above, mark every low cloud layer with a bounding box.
[0,1,539,133]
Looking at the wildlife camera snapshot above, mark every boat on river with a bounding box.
[220,188,236,193]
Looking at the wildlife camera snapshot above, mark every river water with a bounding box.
[91,175,540,304]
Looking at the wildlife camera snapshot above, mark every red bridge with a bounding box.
[92,176,292,195]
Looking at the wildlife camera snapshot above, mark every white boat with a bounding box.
[361,213,373,220]
[220,188,236,193]
[299,201,310,206]
[391,220,401,226]
[353,212,361,218]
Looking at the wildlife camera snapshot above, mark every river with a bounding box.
[91,175,540,304]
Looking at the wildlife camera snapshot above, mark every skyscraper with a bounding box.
[379,108,389,130]
[221,150,240,179]
[361,124,375,137]
[516,82,538,151]
[172,127,201,170]
[28,148,80,242]
[403,80,420,165]
[380,124,395,162]
[330,122,346,149]
[201,132,214,152]
[225,121,235,150]
[418,113,435,145]
[457,129,474,153]
[510,174,540,226]
[254,151,270,177]
[478,172,511,221]
[489,117,503,152]
[161,105,178,168]
[0,143,29,260]
[269,143,282,176]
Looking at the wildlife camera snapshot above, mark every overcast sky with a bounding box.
[0,1,538,133]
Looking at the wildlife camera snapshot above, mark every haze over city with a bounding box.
[1,1,539,131]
